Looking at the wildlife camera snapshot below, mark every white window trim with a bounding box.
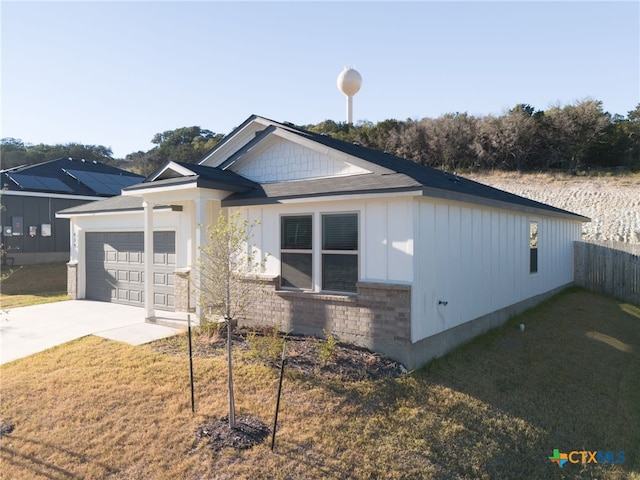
[319,211,360,294]
[280,213,314,291]
[279,211,360,294]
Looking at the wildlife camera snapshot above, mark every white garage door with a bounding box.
[86,231,175,311]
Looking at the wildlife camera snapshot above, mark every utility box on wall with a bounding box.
[11,216,23,236]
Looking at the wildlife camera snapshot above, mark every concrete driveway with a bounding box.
[0,300,186,365]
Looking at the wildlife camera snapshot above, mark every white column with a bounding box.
[346,95,353,124]
[143,200,155,320]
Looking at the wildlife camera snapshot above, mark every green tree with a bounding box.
[0,139,114,170]
[195,211,267,428]
[355,119,405,153]
[542,100,610,171]
[152,126,224,164]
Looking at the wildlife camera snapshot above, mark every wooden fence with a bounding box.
[574,241,640,305]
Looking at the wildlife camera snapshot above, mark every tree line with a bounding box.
[2,100,638,176]
[0,126,224,176]
[306,100,640,173]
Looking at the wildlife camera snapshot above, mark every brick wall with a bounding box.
[174,269,192,312]
[67,261,77,300]
[240,276,412,352]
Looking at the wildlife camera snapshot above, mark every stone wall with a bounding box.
[240,276,412,357]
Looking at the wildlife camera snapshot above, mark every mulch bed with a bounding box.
[192,416,271,452]
[151,326,406,382]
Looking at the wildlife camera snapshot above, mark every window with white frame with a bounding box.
[280,215,313,289]
[280,212,359,293]
[321,213,358,292]
[529,221,538,274]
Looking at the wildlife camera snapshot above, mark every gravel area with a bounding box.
[469,172,640,244]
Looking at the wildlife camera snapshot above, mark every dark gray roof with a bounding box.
[56,195,143,216]
[1,157,143,197]
[59,117,589,222]
[124,160,258,193]
[222,173,423,206]
[56,195,180,217]
[218,117,589,221]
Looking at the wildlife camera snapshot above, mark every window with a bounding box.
[281,215,313,289]
[280,212,359,294]
[529,221,538,274]
[322,213,358,292]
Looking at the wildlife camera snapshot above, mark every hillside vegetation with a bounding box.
[2,100,639,176]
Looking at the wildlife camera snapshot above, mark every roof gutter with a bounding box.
[421,186,591,222]
[56,204,182,219]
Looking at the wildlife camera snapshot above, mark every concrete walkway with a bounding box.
[0,300,187,365]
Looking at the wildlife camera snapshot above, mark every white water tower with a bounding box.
[337,67,362,124]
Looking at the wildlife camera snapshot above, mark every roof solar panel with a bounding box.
[66,169,141,195]
[10,174,74,193]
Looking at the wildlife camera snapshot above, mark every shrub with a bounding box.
[246,325,287,364]
[318,329,338,366]
[198,318,225,341]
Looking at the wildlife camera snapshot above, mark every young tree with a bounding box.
[196,211,266,428]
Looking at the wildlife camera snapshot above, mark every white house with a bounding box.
[57,115,589,368]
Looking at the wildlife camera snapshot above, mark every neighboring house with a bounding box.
[57,115,589,368]
[1,158,143,265]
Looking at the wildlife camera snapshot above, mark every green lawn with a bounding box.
[1,288,639,479]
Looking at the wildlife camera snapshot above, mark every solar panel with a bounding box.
[66,170,142,195]
[9,174,74,193]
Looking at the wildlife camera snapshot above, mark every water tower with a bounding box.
[337,67,362,124]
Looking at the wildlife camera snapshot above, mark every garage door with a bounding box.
[86,231,175,311]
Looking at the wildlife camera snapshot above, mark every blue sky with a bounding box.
[2,1,639,159]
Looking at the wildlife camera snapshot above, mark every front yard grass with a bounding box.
[1,288,639,479]
[0,263,68,308]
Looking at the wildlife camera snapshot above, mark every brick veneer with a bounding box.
[67,261,78,300]
[240,276,412,352]
[174,269,192,312]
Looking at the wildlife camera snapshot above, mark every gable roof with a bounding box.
[123,160,258,194]
[210,116,589,221]
[79,115,586,223]
[1,157,143,197]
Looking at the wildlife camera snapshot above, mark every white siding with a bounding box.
[234,138,370,183]
[412,198,582,342]
[241,197,414,287]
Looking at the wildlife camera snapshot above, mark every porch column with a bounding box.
[143,200,155,320]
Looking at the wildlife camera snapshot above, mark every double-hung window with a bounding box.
[281,215,313,289]
[321,213,358,293]
[280,212,359,293]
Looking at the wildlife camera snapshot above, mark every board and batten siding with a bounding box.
[412,197,582,342]
[236,196,415,286]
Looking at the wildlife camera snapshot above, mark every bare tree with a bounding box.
[196,211,267,428]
